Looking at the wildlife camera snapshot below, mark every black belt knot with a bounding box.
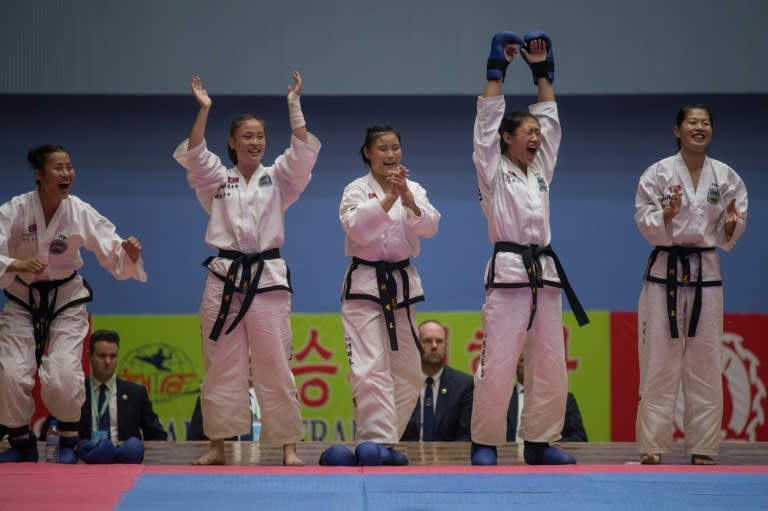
[3,272,93,366]
[346,257,422,353]
[207,248,281,341]
[489,242,589,330]
[644,246,718,339]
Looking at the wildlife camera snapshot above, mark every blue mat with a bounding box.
[117,473,768,511]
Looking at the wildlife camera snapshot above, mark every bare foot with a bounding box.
[640,453,661,465]
[282,443,305,466]
[691,454,716,465]
[192,439,225,465]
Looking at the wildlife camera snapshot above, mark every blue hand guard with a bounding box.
[522,31,555,84]
[487,31,524,81]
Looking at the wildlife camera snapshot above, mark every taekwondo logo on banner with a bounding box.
[119,343,201,405]
[673,332,767,441]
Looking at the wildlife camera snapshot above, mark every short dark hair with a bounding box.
[89,329,120,355]
[360,125,401,167]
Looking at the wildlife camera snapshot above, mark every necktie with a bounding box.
[98,383,111,439]
[422,377,435,441]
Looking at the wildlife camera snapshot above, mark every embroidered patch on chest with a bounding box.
[21,224,38,242]
[667,184,683,195]
[706,183,721,204]
[258,174,273,187]
[536,175,548,192]
[504,172,523,185]
[49,237,68,255]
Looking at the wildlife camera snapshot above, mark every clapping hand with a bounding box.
[122,236,143,263]
[724,198,744,238]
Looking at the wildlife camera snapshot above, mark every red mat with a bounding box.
[2,463,766,511]
[0,464,143,511]
[143,463,768,474]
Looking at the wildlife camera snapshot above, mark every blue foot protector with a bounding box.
[76,439,116,464]
[523,441,576,465]
[354,441,382,466]
[378,444,408,466]
[0,434,38,463]
[470,442,498,466]
[319,444,355,466]
[114,437,145,464]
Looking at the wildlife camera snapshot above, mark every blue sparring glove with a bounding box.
[378,444,408,466]
[523,442,576,465]
[487,31,524,81]
[521,31,555,84]
[319,444,355,466]
[470,442,498,466]
[114,436,145,464]
[76,439,116,464]
[354,441,382,466]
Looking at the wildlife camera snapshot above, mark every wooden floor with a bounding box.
[86,441,768,466]
[3,440,766,466]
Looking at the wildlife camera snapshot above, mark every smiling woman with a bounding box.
[634,104,749,466]
[172,71,321,467]
[0,144,147,464]
[225,115,268,180]
[331,124,441,466]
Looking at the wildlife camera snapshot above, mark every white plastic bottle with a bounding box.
[250,389,261,441]
[46,419,60,463]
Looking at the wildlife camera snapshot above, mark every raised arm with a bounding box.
[287,70,308,144]
[483,32,524,98]
[520,32,555,103]
[188,76,212,150]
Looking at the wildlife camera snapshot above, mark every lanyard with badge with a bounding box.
[91,382,111,440]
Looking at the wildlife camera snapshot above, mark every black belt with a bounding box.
[643,246,720,339]
[486,242,589,330]
[3,272,93,366]
[204,248,285,341]
[343,257,423,354]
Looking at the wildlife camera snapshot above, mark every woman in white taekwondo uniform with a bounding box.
[469,32,588,467]
[174,72,320,466]
[0,144,146,464]
[338,125,440,466]
[635,105,747,466]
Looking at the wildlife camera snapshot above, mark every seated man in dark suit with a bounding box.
[507,354,587,442]
[401,320,473,442]
[78,329,167,441]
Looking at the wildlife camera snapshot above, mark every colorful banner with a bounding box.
[90,311,611,442]
[90,315,204,442]
[31,311,765,444]
[610,312,768,442]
